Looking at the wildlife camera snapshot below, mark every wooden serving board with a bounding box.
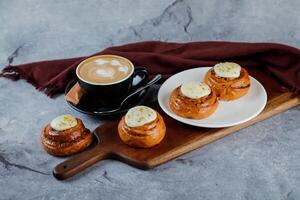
[53,68,300,180]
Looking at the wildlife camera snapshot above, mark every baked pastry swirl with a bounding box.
[118,106,166,148]
[204,62,250,101]
[169,82,218,119]
[40,115,93,156]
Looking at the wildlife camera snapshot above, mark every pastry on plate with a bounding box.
[118,106,166,148]
[41,114,93,156]
[204,62,250,101]
[169,81,218,119]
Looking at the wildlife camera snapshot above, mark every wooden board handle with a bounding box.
[53,146,110,180]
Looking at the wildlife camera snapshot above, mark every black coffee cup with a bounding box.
[76,55,148,106]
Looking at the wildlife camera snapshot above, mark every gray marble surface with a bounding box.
[0,0,300,199]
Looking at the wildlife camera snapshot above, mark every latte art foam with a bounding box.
[77,55,133,84]
[96,68,115,78]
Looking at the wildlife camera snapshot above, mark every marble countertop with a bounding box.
[0,1,300,199]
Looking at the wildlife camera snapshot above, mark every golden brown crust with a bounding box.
[40,119,93,156]
[169,86,218,119]
[204,68,250,101]
[118,112,166,148]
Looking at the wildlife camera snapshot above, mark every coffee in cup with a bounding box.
[77,55,134,85]
[76,55,148,105]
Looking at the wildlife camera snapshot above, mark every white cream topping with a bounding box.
[180,81,211,99]
[213,62,241,78]
[50,114,78,131]
[125,106,157,127]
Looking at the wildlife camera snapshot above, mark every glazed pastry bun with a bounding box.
[204,62,250,101]
[118,106,166,148]
[41,114,93,156]
[169,81,218,119]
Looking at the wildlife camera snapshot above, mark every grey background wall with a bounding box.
[0,0,299,67]
[0,1,300,200]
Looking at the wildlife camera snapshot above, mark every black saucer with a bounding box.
[65,79,151,117]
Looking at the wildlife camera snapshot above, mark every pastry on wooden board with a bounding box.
[41,114,93,156]
[118,106,166,148]
[169,81,219,119]
[204,62,250,101]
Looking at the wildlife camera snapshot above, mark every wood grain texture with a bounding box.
[53,68,300,180]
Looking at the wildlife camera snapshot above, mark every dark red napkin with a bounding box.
[1,41,300,97]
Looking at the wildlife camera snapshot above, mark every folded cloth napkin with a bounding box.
[1,41,300,97]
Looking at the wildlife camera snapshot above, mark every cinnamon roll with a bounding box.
[204,62,250,101]
[40,114,93,156]
[118,106,166,148]
[169,81,218,119]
